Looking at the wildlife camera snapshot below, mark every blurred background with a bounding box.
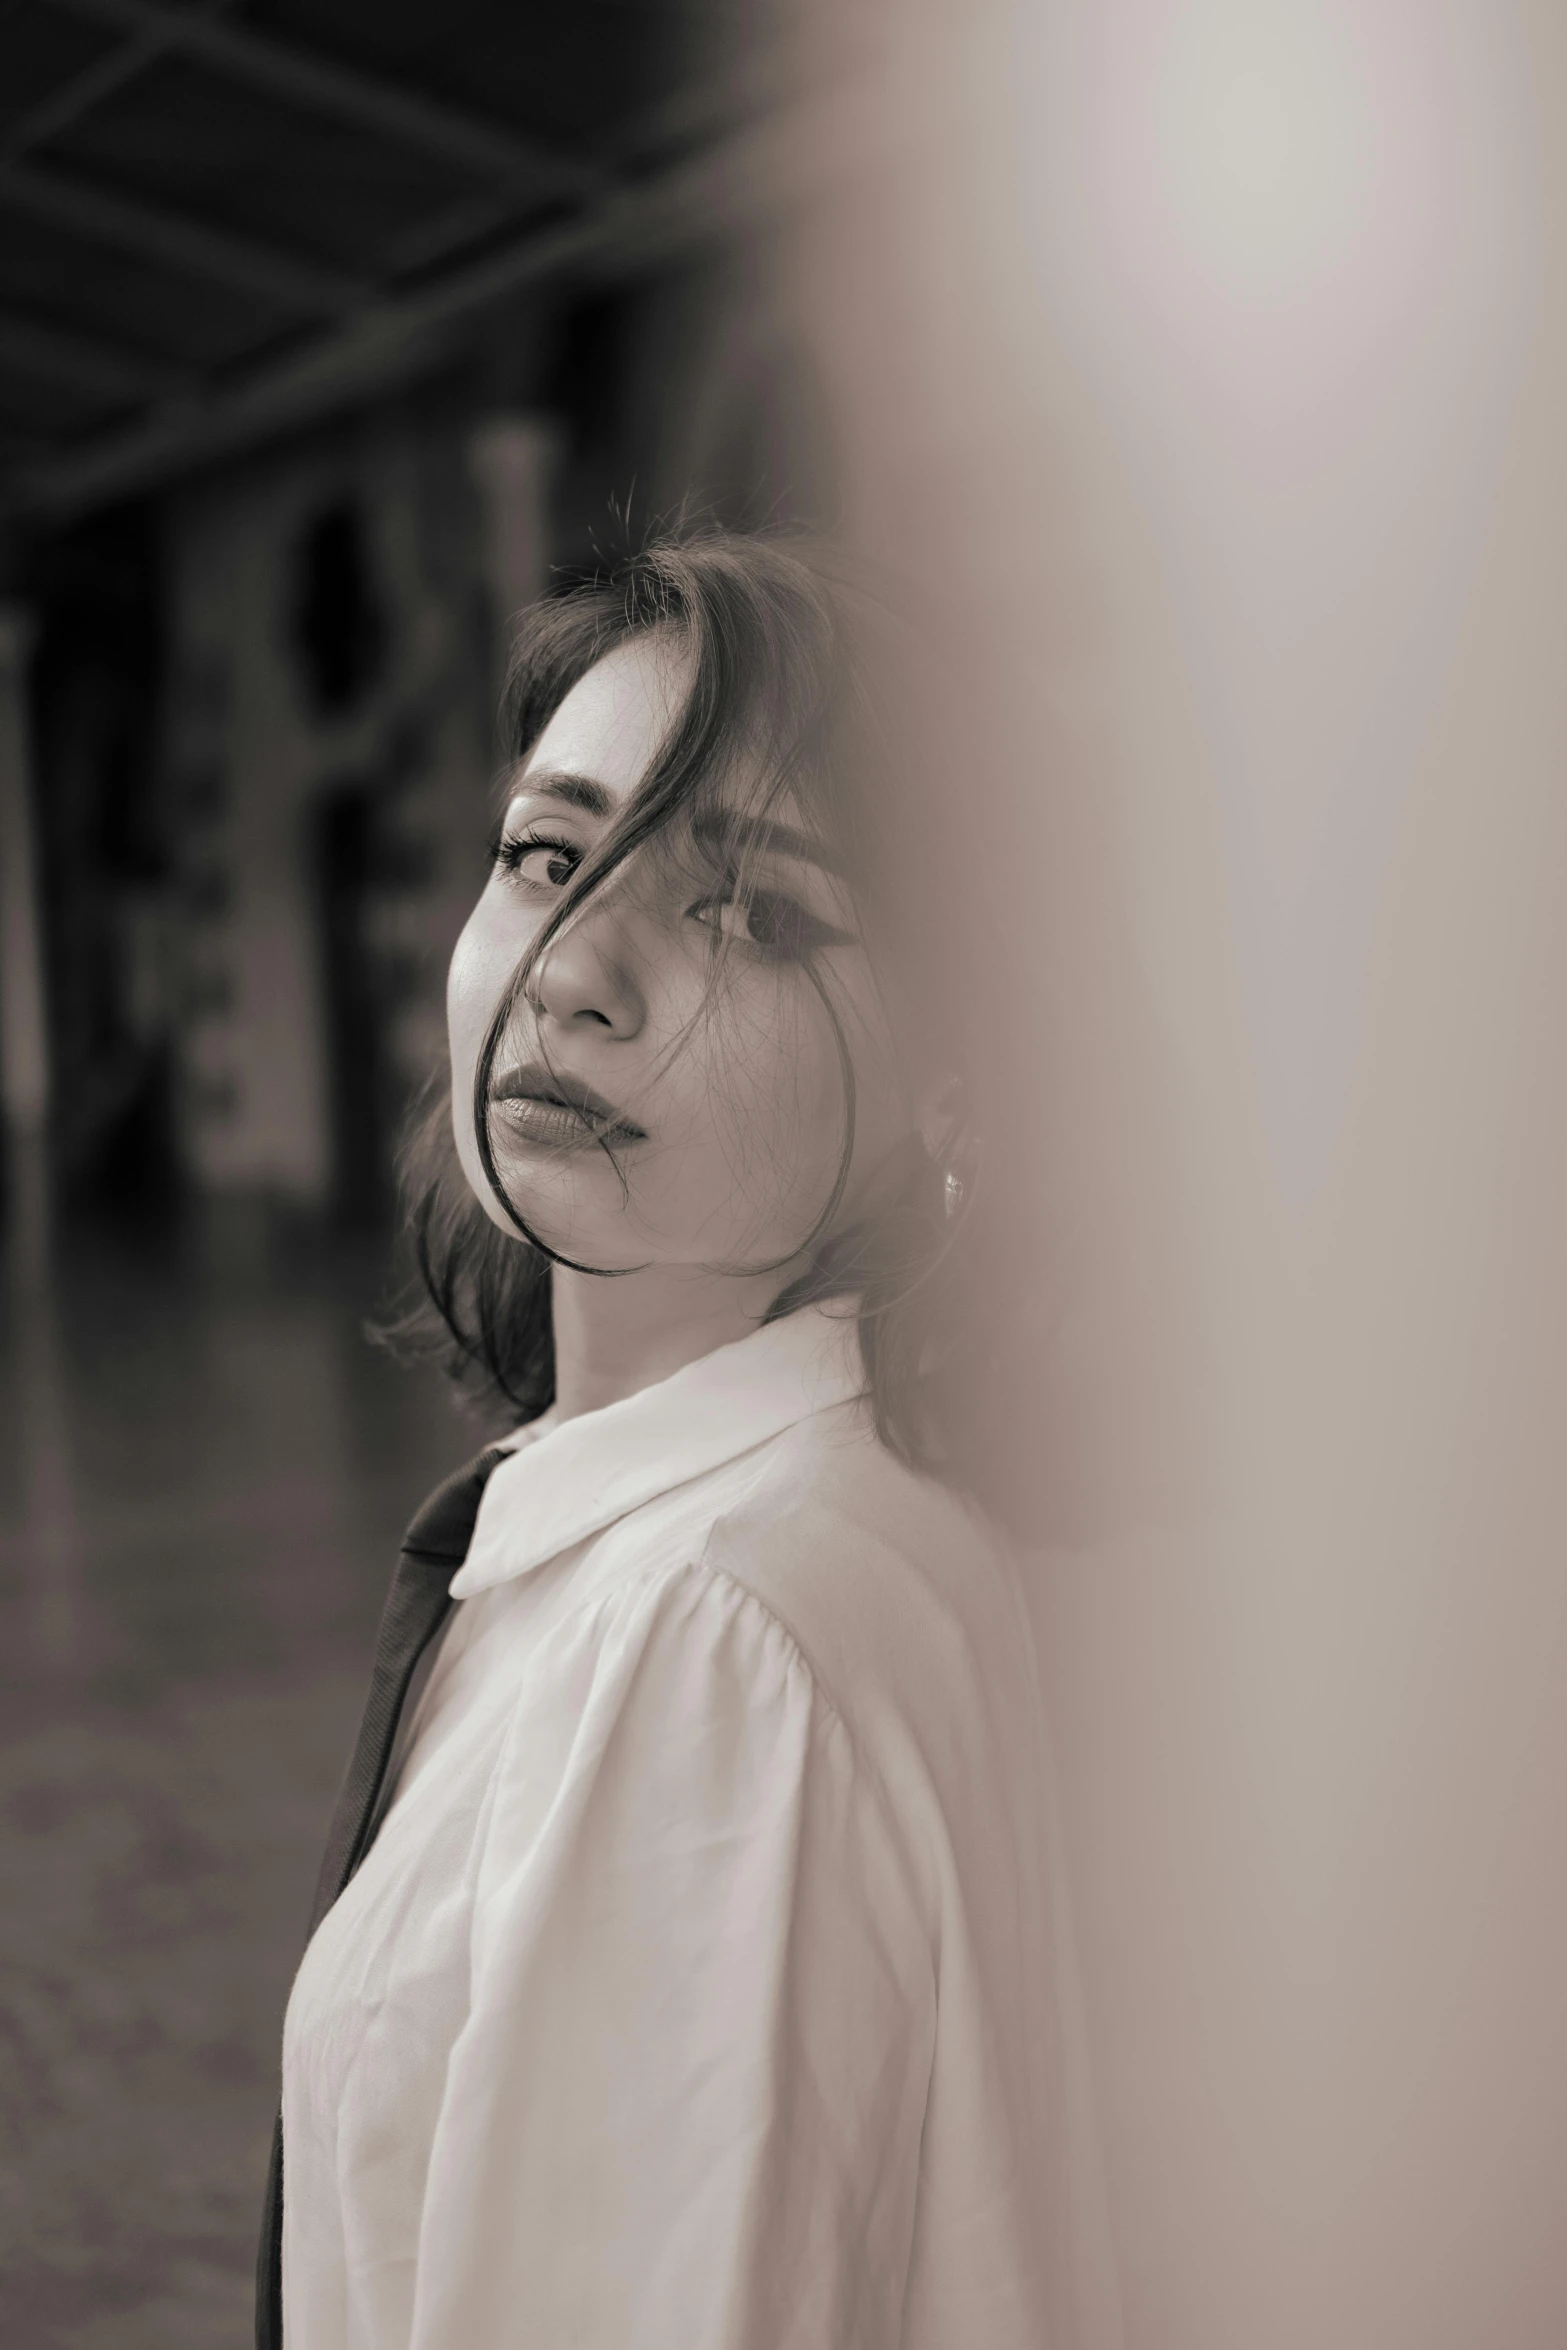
[6,2,1567,2347]
[0,5,870,2341]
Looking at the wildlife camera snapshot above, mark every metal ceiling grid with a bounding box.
[0,0,812,524]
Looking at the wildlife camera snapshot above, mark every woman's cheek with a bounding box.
[446,906,508,1178]
[447,902,514,1074]
[746,1010,850,1218]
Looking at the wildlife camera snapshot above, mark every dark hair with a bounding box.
[390,527,1021,1514]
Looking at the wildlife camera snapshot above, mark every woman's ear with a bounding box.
[914,1071,965,1162]
[915,1072,981,1222]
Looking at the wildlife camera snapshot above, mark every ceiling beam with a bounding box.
[374,46,820,288]
[5,69,898,522]
[40,0,602,203]
[0,157,369,313]
[2,0,241,166]
[0,308,194,404]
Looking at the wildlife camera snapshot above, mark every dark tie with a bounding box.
[255,1443,508,2350]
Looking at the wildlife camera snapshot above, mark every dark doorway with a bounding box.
[25,506,180,1222]
[287,498,388,720]
[310,780,396,1233]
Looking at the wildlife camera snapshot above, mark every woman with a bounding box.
[262,533,1062,2348]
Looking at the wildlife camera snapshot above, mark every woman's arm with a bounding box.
[403,1559,936,2350]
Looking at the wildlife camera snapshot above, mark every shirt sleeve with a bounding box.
[406,1558,936,2350]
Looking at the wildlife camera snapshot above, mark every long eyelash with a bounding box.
[760,898,858,955]
[493,829,581,874]
[689,877,856,960]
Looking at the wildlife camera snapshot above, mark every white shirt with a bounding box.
[282,1304,1063,2349]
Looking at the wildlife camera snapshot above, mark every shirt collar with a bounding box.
[449,1303,865,1597]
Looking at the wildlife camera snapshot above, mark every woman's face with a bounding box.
[447,633,909,1276]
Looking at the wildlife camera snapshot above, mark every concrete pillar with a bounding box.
[466,416,558,703]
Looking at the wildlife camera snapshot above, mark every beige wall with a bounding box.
[791,3,1567,2343]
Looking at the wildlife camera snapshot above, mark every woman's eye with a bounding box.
[690,887,853,960]
[494,834,582,890]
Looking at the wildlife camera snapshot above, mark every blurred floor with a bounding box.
[0,1219,477,2348]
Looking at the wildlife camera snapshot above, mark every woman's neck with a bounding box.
[548,1263,791,1422]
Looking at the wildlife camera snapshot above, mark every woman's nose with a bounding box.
[531,900,647,1038]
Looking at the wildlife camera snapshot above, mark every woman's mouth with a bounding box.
[489,1063,647,1152]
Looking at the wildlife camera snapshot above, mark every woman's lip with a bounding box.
[489,1064,646,1148]
[492,1095,644,1152]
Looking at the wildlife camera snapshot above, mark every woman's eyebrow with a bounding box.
[512,769,617,818]
[692,810,843,875]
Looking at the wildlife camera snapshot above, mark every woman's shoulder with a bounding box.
[695,1402,1037,1769]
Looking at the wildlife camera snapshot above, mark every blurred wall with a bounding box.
[782,4,1567,2347]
